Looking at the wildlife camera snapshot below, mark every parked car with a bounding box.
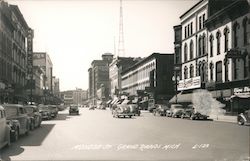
[238,109,250,125]
[169,104,184,118]
[3,104,30,137]
[38,105,52,120]
[69,105,79,115]
[24,105,42,129]
[153,104,168,116]
[182,104,209,120]
[47,105,58,118]
[0,105,11,149]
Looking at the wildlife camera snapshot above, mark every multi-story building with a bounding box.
[172,0,250,114]
[33,52,53,91]
[205,0,250,114]
[109,56,141,99]
[121,53,174,104]
[61,89,88,105]
[53,77,60,97]
[88,53,113,105]
[0,1,31,103]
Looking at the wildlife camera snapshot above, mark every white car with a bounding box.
[0,105,11,149]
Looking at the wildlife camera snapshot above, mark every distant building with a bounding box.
[33,52,53,91]
[109,56,141,99]
[88,53,113,105]
[121,53,174,104]
[53,77,60,97]
[61,88,88,105]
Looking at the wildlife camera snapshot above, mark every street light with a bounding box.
[172,75,180,104]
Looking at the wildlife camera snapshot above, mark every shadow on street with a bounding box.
[0,124,55,161]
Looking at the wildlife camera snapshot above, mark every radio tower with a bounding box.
[118,0,125,57]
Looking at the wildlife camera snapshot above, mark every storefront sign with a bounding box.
[177,76,201,91]
[234,87,250,94]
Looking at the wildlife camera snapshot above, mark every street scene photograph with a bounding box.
[0,0,250,161]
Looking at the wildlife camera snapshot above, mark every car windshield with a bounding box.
[39,106,49,110]
[25,107,34,114]
[172,105,183,108]
[4,106,18,118]
[70,106,78,109]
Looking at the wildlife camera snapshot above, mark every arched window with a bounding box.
[202,34,206,55]
[198,36,202,56]
[189,40,194,60]
[224,27,229,52]
[216,31,221,55]
[209,34,214,57]
[210,62,214,81]
[184,43,188,62]
[184,66,188,79]
[190,64,194,78]
[243,17,249,45]
[233,22,239,48]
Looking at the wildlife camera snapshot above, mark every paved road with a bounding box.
[0,108,249,161]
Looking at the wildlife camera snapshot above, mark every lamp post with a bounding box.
[172,74,180,104]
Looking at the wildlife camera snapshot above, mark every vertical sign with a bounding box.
[27,28,34,80]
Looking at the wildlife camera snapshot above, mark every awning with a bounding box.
[231,93,250,99]
[111,98,118,105]
[169,92,193,103]
[106,100,112,104]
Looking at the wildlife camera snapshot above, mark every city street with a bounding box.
[0,108,249,161]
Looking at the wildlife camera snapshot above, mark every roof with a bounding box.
[180,0,205,19]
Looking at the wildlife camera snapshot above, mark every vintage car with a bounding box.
[38,105,52,120]
[3,104,30,137]
[69,105,79,115]
[112,106,134,118]
[153,104,168,116]
[181,104,209,120]
[121,100,140,116]
[238,109,250,125]
[47,105,58,118]
[0,105,11,149]
[24,105,42,129]
[169,104,184,118]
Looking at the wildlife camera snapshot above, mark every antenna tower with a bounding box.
[118,0,125,57]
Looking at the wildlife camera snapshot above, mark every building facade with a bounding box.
[121,53,174,104]
[88,53,113,105]
[109,56,141,99]
[172,0,250,115]
[0,1,31,103]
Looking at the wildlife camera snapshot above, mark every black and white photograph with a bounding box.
[0,0,249,160]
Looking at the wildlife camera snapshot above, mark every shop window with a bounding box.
[216,61,222,82]
[210,35,214,57]
[189,40,194,59]
[224,27,229,52]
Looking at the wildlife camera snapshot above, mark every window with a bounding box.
[189,40,193,59]
[209,35,214,57]
[216,31,221,55]
[184,43,188,62]
[243,17,249,45]
[224,27,229,52]
[202,14,205,28]
[210,62,214,81]
[202,34,206,55]
[184,66,188,79]
[190,22,193,35]
[199,16,202,30]
[224,59,229,82]
[198,36,202,56]
[233,22,239,48]
[185,26,187,38]
[190,64,194,78]
[216,61,222,82]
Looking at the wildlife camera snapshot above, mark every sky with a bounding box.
[7,0,199,91]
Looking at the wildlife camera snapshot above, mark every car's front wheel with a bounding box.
[238,117,245,125]
[11,128,19,142]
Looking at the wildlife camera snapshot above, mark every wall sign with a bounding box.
[177,76,201,91]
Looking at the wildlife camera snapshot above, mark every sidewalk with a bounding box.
[209,115,237,123]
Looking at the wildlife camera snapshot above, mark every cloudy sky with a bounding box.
[7,0,198,91]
